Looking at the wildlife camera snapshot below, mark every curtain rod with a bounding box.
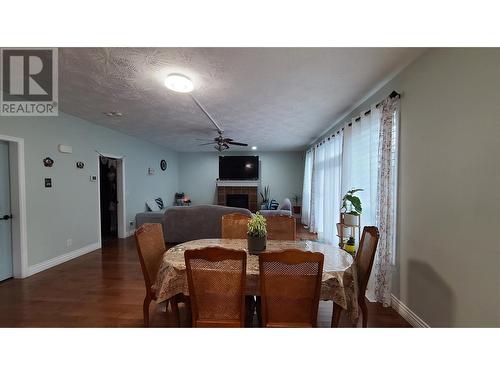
[346,90,400,126]
[308,90,400,150]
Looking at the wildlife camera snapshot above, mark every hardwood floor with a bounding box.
[0,225,411,328]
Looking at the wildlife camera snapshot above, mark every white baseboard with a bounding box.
[391,294,430,328]
[27,242,101,277]
[127,229,135,237]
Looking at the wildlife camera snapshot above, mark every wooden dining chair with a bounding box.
[221,213,250,239]
[331,226,380,328]
[266,215,296,240]
[259,249,324,327]
[134,223,167,327]
[184,247,247,327]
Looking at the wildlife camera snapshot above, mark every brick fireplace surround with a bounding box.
[217,185,258,212]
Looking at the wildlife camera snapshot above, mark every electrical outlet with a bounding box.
[66,238,72,248]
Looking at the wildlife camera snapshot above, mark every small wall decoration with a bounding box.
[160,159,167,171]
[43,157,54,167]
[44,178,52,188]
[76,161,85,169]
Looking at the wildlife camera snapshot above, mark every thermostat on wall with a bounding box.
[58,144,73,154]
[90,175,97,182]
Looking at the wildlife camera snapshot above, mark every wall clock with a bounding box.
[160,159,167,171]
[43,157,54,167]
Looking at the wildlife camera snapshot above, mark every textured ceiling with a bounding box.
[59,48,424,152]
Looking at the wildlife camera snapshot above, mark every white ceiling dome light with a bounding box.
[251,146,257,150]
[165,73,194,93]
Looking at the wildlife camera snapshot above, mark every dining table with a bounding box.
[154,238,359,322]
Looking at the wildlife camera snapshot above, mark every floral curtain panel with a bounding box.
[374,96,400,306]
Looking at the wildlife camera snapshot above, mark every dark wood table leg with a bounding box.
[170,294,181,327]
[183,296,192,327]
[245,296,255,327]
[331,302,342,328]
[255,296,262,327]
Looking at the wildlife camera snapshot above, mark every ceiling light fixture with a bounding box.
[251,146,257,150]
[165,73,194,93]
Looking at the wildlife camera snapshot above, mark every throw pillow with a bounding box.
[146,199,160,212]
[155,197,164,210]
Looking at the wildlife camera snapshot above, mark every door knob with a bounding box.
[1,214,12,220]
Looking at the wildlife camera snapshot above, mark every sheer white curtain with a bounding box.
[342,105,381,301]
[342,106,381,230]
[310,134,342,244]
[301,150,314,226]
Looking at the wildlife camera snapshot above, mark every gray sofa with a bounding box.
[260,198,292,217]
[135,204,251,243]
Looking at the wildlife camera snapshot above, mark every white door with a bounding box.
[0,141,13,281]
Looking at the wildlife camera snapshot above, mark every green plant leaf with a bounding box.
[346,196,362,214]
[348,188,364,194]
[247,212,267,237]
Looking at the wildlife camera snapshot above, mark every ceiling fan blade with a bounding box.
[227,141,248,146]
[199,142,217,146]
[223,138,234,142]
[196,138,217,141]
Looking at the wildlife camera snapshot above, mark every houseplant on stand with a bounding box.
[339,188,363,250]
[341,188,363,225]
[247,212,267,254]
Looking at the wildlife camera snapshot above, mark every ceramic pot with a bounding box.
[248,235,266,254]
[343,213,358,226]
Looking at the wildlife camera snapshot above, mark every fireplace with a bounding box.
[217,182,258,212]
[226,194,249,209]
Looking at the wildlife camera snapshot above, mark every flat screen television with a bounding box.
[219,156,259,180]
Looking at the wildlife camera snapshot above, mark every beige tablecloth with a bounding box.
[154,239,359,321]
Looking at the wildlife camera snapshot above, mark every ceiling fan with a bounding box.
[165,73,249,152]
[191,95,248,152]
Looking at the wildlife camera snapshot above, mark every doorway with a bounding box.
[99,156,119,242]
[97,153,126,244]
[0,141,13,281]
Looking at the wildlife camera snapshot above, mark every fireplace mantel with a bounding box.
[216,180,260,187]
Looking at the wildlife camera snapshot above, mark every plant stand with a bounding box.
[337,213,361,250]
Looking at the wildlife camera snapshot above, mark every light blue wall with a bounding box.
[0,112,178,266]
[178,151,305,207]
[313,48,500,327]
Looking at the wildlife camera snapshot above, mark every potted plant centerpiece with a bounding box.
[341,188,363,226]
[247,212,267,254]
